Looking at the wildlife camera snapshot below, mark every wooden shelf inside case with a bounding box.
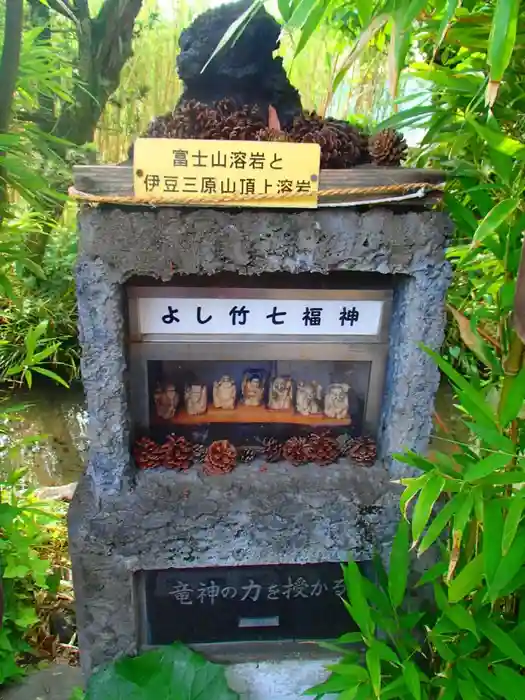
[155,404,352,426]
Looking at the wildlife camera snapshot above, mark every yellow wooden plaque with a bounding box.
[133,138,321,208]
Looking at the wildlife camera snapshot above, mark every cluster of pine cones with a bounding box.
[134,432,377,472]
[263,433,376,466]
[134,435,257,473]
[145,99,407,168]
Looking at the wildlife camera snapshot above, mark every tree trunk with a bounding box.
[24,0,143,262]
[56,0,143,146]
[0,0,25,218]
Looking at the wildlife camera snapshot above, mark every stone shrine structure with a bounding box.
[69,185,451,698]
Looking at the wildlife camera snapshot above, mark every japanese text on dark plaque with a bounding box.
[133,138,321,208]
[167,576,346,606]
[136,297,384,336]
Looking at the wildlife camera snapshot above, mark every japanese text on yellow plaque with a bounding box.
[133,138,321,208]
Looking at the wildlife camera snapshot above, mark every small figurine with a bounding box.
[296,381,323,416]
[213,375,236,410]
[154,382,179,420]
[185,384,208,415]
[241,371,265,407]
[268,376,293,411]
[324,383,350,420]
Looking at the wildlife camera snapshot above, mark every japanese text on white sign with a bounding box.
[137,297,383,336]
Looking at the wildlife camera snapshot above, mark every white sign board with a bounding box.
[136,297,383,336]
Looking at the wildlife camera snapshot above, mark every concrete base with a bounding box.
[0,665,82,700]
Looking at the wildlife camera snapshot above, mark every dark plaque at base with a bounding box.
[139,562,365,646]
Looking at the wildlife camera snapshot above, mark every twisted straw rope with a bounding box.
[68,181,444,207]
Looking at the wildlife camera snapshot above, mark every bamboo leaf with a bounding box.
[287,0,319,29]
[486,0,520,105]
[399,473,430,516]
[458,677,481,699]
[479,618,525,666]
[366,647,381,698]
[448,554,484,603]
[467,117,525,160]
[293,2,329,56]
[369,640,399,666]
[471,198,519,249]
[342,560,374,638]
[435,0,460,49]
[492,664,525,696]
[412,474,446,543]
[499,367,525,427]
[277,0,293,21]
[444,604,478,637]
[464,452,511,481]
[402,661,421,700]
[32,367,69,388]
[484,499,504,589]
[417,561,447,587]
[502,497,525,555]
[418,497,457,555]
[490,526,525,598]
[463,421,515,453]
[202,0,264,72]
[443,192,478,233]
[423,347,496,424]
[453,491,474,536]
[388,517,409,608]
[375,105,435,132]
[448,305,490,366]
[463,660,503,696]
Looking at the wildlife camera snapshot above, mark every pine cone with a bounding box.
[238,447,257,463]
[256,127,290,143]
[305,433,340,466]
[288,112,367,168]
[347,437,377,466]
[204,440,237,475]
[282,436,309,466]
[133,437,164,469]
[369,129,407,166]
[145,99,267,142]
[192,443,207,463]
[162,435,193,470]
[337,435,354,457]
[262,437,283,463]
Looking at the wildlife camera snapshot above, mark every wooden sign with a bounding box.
[136,296,384,336]
[133,138,321,208]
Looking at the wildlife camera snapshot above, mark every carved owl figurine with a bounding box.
[184,384,208,416]
[296,380,323,416]
[213,375,236,410]
[268,376,293,411]
[324,383,350,420]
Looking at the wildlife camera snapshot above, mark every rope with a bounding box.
[68,181,445,208]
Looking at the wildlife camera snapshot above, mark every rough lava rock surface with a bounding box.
[175,0,302,126]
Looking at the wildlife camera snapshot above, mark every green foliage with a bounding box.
[84,643,240,700]
[0,468,64,685]
[309,344,525,699]
[0,214,78,381]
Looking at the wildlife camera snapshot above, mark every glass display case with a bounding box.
[146,357,371,445]
[127,280,392,464]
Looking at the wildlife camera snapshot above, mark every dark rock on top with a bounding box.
[175,0,302,127]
